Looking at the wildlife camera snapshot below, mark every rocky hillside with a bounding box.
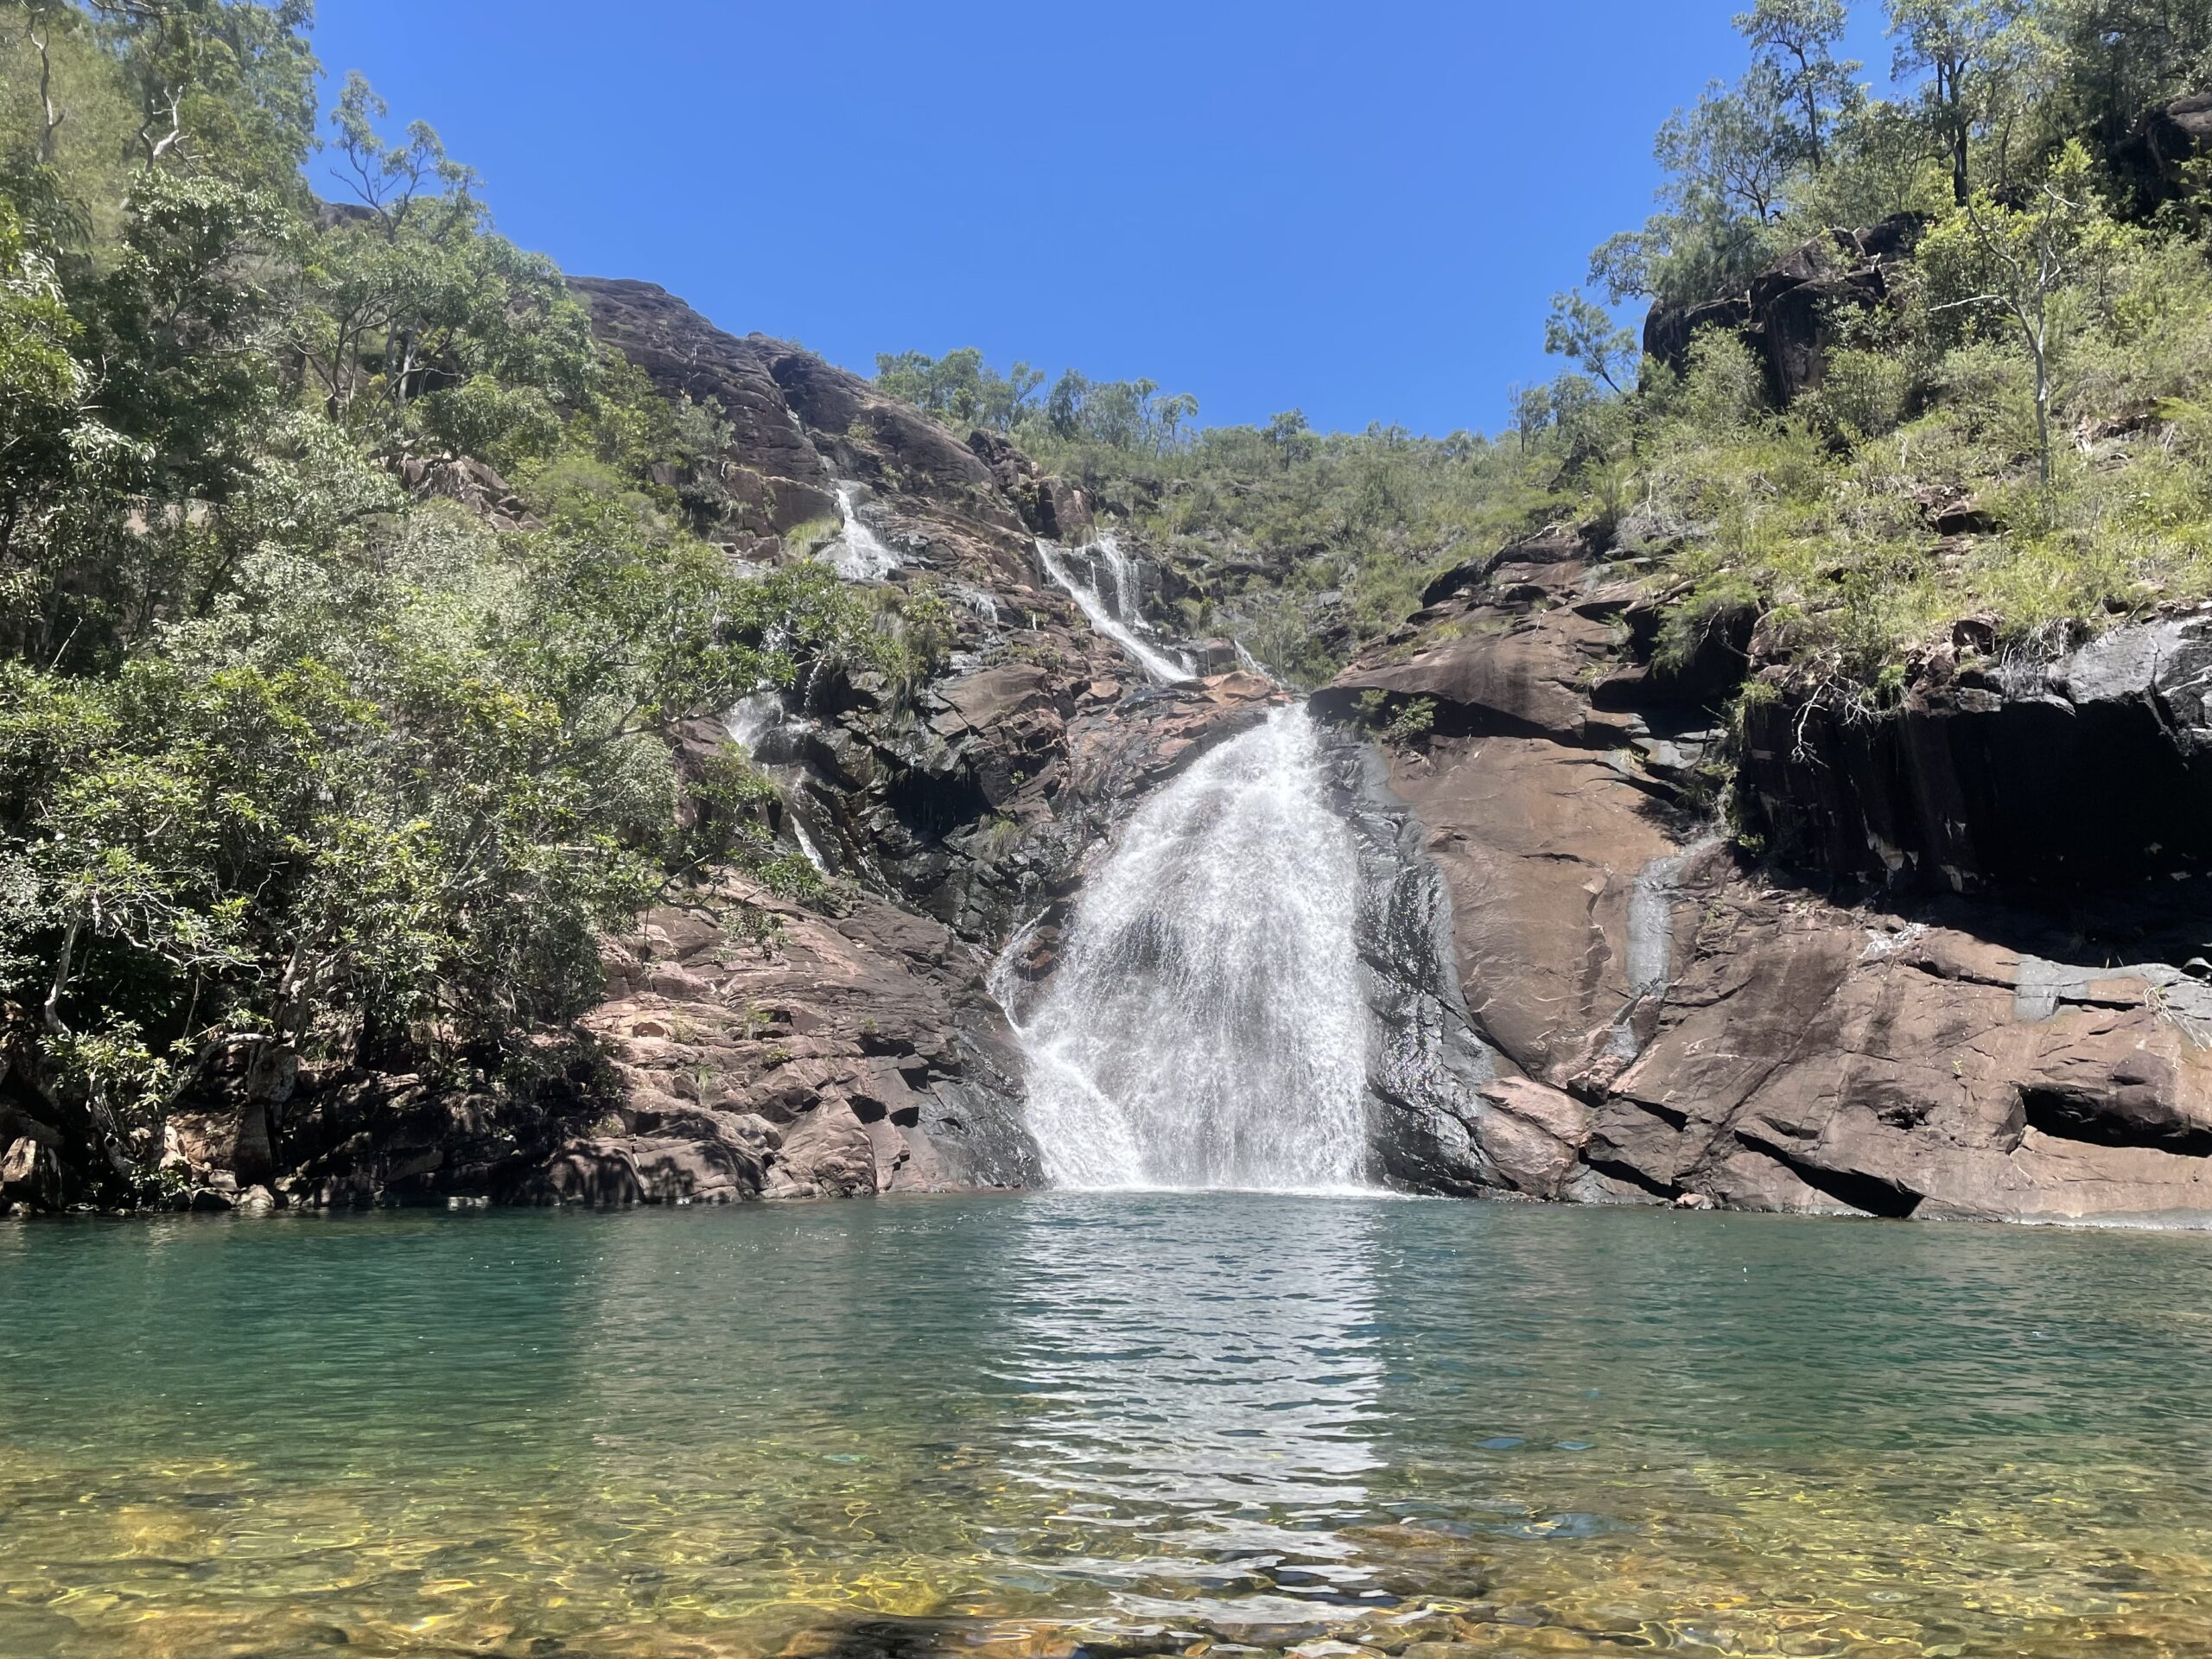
[23,271,2212,1225]
[9,282,1287,1217]
[1314,529,2212,1220]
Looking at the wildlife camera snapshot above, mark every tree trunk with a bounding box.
[1946,66,1969,206]
[2034,340,2051,492]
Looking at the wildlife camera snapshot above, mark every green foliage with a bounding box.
[1544,290,1640,392]
[874,347,1042,431]
[1736,0,1863,167]
[297,78,594,447]
[1384,696,1437,744]
[0,3,891,1187]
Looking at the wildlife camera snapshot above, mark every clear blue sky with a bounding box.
[308,1,1892,438]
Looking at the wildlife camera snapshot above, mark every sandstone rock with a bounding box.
[0,1135,62,1213]
[569,278,839,537]
[1323,521,2212,1220]
[1475,1079,1589,1199]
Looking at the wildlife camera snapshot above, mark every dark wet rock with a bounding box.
[2118,90,2212,208]
[1322,729,1497,1194]
[969,429,1092,542]
[1741,613,2212,891]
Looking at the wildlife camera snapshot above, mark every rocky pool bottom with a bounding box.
[2,1197,2209,1659]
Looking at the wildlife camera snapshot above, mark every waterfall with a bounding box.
[1039,538,1193,684]
[1002,705,1373,1192]
[727,688,833,876]
[824,484,901,581]
[952,582,1001,625]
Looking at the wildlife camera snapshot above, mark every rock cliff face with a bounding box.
[12,282,1281,1217]
[1739,617,2212,890]
[21,277,2212,1224]
[1313,531,2212,1221]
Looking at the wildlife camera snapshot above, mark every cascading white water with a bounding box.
[727,688,833,875]
[824,484,901,580]
[952,582,1002,624]
[1038,537,1192,684]
[1098,536,1141,620]
[1003,704,1373,1192]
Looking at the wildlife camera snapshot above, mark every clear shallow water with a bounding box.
[3,1198,2212,1657]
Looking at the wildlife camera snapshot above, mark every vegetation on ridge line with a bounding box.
[874,0,2212,706]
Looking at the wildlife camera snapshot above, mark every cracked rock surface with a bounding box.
[1319,530,2212,1219]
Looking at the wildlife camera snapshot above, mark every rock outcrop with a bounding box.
[2119,89,2212,209]
[1318,528,2212,1221]
[1740,614,2212,891]
[10,281,1299,1216]
[1643,216,1925,405]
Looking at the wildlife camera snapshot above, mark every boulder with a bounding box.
[0,1135,63,1213]
[1475,1079,1590,1199]
[2118,90,2212,208]
[1641,217,1926,406]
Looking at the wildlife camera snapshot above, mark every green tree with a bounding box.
[2045,0,2212,164]
[1923,138,2120,486]
[1591,66,1800,303]
[1735,0,1863,168]
[1544,289,1639,392]
[1661,67,1801,225]
[1887,0,2033,205]
[873,347,1043,431]
[296,77,592,440]
[0,198,92,566]
[84,0,318,190]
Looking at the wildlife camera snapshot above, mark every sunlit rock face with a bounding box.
[1315,525,2212,1222]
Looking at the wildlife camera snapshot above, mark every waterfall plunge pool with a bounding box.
[4,1194,2211,1657]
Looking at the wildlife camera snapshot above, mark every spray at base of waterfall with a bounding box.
[998,703,1375,1194]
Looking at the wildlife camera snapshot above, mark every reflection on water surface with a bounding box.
[3,1194,2211,1656]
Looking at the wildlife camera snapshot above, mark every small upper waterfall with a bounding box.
[1002,705,1373,1192]
[824,484,901,581]
[1039,537,1193,684]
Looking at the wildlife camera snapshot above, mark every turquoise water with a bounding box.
[3,1196,2212,1657]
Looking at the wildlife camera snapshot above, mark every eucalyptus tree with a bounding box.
[1734,0,1863,168]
